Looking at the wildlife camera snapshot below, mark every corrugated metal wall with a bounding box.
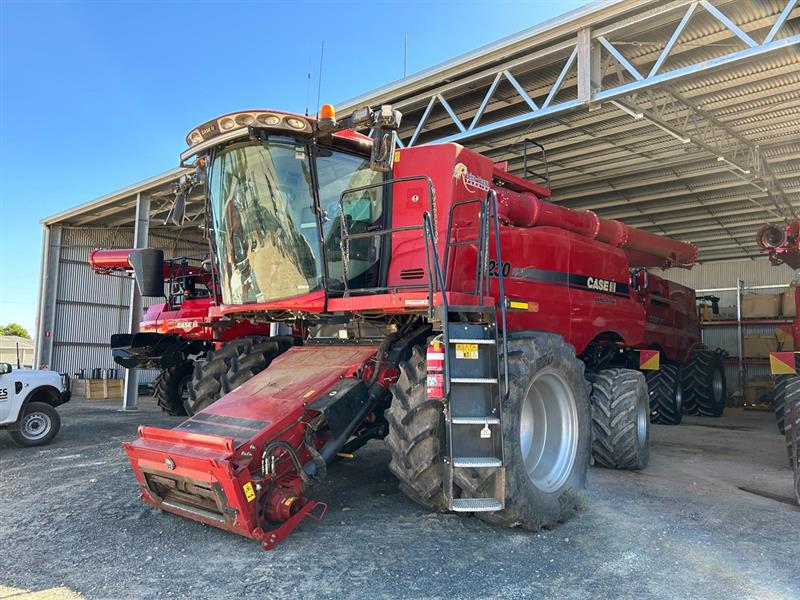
[48,225,207,384]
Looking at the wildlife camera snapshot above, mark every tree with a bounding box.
[1,323,31,339]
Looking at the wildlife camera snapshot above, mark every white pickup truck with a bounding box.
[0,363,71,446]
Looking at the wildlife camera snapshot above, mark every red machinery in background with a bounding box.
[757,222,800,498]
[88,248,290,415]
[120,105,725,548]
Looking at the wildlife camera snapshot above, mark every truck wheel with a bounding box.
[774,375,787,435]
[589,369,650,470]
[682,350,726,417]
[186,336,292,415]
[152,362,194,416]
[8,402,61,447]
[384,345,448,510]
[646,363,683,425]
[784,376,800,469]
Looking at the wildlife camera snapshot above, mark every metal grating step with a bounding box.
[451,498,503,512]
[451,416,500,425]
[448,338,496,345]
[450,377,498,384]
[453,457,502,468]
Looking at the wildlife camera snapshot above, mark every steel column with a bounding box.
[34,224,62,370]
[122,193,150,411]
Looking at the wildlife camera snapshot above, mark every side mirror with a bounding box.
[369,106,401,173]
[370,128,398,173]
[0,362,12,375]
[129,249,165,296]
[170,190,187,226]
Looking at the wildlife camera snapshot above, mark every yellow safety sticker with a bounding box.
[394,150,401,163]
[455,343,479,360]
[243,481,256,503]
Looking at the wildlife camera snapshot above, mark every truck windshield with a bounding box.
[209,138,322,304]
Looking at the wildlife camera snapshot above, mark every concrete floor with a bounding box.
[0,398,798,599]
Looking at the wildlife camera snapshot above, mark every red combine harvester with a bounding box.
[89,249,294,415]
[122,105,725,548]
[756,222,800,500]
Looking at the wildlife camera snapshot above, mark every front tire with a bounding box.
[186,336,294,415]
[646,363,683,425]
[473,334,591,530]
[152,362,194,416]
[384,345,448,510]
[590,368,650,470]
[8,402,61,447]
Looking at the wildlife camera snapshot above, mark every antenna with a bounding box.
[315,41,325,119]
[403,33,408,78]
[304,56,312,116]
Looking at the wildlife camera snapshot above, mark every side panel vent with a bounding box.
[400,268,425,280]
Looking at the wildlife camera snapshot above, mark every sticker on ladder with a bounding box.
[455,343,479,360]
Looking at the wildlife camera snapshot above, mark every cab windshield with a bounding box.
[209,137,382,305]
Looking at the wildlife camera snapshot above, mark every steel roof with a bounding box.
[46,0,799,264]
[338,0,800,263]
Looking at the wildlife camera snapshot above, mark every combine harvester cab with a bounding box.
[118,104,720,547]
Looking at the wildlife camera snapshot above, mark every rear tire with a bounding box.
[774,375,788,435]
[186,336,295,414]
[682,350,726,417]
[590,368,650,470]
[152,362,194,416]
[784,376,800,469]
[646,363,683,425]
[8,402,61,447]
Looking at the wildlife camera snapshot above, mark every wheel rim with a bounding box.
[518,371,579,493]
[21,411,52,441]
[711,368,724,403]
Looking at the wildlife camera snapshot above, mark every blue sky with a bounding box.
[0,0,587,334]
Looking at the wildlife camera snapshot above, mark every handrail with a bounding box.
[486,189,510,400]
[338,175,435,295]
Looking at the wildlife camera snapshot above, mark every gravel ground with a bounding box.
[1,398,798,599]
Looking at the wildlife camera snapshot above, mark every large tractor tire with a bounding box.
[152,362,194,416]
[386,334,592,531]
[589,368,650,470]
[774,375,788,435]
[783,376,800,470]
[682,350,726,417]
[186,336,294,415]
[646,363,683,425]
[384,345,448,510]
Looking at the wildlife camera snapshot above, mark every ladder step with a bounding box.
[451,498,502,512]
[451,416,500,425]
[448,338,496,345]
[453,457,502,468]
[450,377,498,384]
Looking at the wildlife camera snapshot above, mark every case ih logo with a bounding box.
[586,277,617,294]
[453,163,490,193]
